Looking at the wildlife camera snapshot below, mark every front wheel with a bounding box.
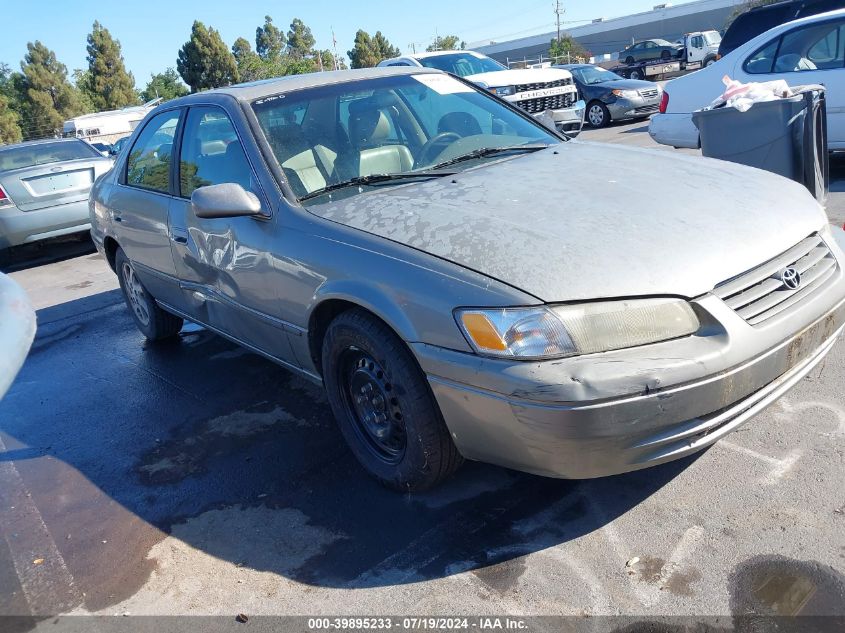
[322,309,463,491]
[115,248,183,341]
[587,101,610,128]
[629,69,644,81]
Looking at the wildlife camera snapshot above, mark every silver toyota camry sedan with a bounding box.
[90,67,845,490]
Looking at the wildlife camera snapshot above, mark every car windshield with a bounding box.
[572,66,624,85]
[703,31,721,45]
[415,52,507,77]
[251,73,558,205]
[0,140,101,172]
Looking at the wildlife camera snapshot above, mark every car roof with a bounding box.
[409,50,482,60]
[168,67,442,104]
[0,138,84,151]
[555,64,592,69]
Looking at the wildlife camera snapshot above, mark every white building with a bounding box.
[474,0,746,65]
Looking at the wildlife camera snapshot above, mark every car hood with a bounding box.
[466,68,572,88]
[308,142,826,302]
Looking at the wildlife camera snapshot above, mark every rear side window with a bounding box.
[179,107,253,198]
[746,19,845,74]
[126,110,181,193]
[0,140,99,172]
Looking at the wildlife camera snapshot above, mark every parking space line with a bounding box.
[657,525,705,589]
[0,435,82,615]
[718,440,802,485]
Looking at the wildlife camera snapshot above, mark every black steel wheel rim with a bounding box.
[338,347,407,464]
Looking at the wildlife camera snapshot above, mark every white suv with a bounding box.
[378,50,585,135]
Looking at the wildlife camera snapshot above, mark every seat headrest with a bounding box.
[349,110,392,147]
[438,112,483,137]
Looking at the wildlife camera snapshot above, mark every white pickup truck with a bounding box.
[378,50,585,135]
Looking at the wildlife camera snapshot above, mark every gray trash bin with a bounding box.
[692,88,828,204]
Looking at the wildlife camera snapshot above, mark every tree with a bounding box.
[255,15,286,61]
[177,21,238,93]
[726,0,781,27]
[318,50,347,71]
[84,21,137,110]
[549,34,588,62]
[348,30,401,69]
[18,41,83,139]
[0,93,22,144]
[287,18,316,60]
[141,68,189,102]
[427,35,465,52]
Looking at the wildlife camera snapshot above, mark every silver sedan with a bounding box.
[0,138,113,252]
[90,67,845,490]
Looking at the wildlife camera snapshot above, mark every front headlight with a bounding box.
[611,89,640,99]
[456,299,699,360]
[493,85,516,97]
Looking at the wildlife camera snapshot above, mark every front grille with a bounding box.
[514,78,573,93]
[517,91,576,114]
[714,234,837,326]
[639,88,659,99]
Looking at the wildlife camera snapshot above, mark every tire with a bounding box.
[115,247,183,341]
[587,101,610,128]
[704,57,716,67]
[322,308,463,491]
[625,56,635,66]
[629,69,644,81]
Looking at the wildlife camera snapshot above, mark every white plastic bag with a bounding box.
[712,75,793,112]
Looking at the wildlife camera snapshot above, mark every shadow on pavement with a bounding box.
[0,290,697,609]
[0,234,96,275]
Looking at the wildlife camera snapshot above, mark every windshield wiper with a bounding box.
[426,145,549,172]
[299,172,455,202]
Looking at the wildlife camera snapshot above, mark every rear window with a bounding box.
[0,140,100,172]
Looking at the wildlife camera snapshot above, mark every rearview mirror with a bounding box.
[191,183,263,219]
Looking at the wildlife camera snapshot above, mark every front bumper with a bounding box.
[608,95,662,121]
[412,241,845,479]
[540,99,586,134]
[0,199,92,250]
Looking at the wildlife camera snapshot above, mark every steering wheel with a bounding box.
[417,132,462,166]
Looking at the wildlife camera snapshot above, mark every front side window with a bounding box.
[252,73,558,204]
[178,107,253,198]
[416,53,506,77]
[126,110,181,193]
[0,140,100,172]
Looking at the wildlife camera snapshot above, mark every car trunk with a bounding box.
[0,158,106,212]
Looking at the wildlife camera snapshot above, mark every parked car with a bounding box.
[89,141,112,157]
[109,136,131,156]
[619,39,684,65]
[720,0,843,57]
[0,272,35,400]
[0,138,114,252]
[556,64,662,127]
[650,8,845,150]
[378,50,585,135]
[91,67,845,491]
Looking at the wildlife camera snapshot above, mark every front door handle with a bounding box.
[170,228,189,245]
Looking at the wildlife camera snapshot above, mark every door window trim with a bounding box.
[120,107,185,195]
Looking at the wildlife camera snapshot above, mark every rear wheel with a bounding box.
[625,56,635,65]
[322,308,463,491]
[115,248,183,341]
[587,101,610,128]
[629,68,644,81]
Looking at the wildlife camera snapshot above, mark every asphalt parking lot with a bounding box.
[1,121,844,624]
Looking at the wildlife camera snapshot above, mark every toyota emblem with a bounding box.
[780,267,802,290]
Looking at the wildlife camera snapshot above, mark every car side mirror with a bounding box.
[191,183,263,219]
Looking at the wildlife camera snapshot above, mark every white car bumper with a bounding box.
[649,113,700,149]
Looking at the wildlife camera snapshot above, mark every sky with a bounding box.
[0,0,701,88]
